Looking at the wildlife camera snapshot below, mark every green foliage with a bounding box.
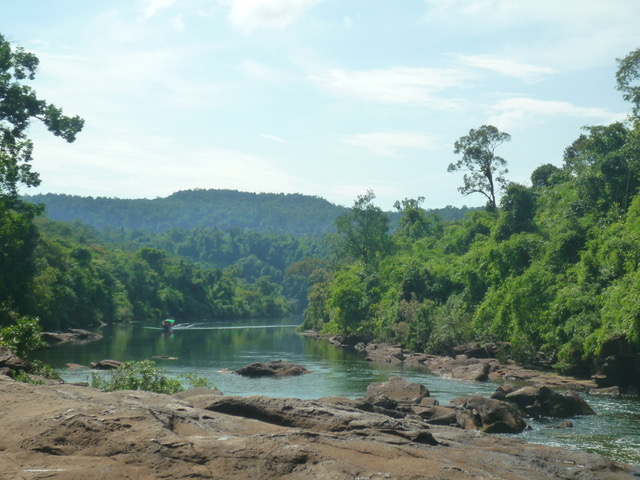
[0,315,46,359]
[334,190,392,265]
[90,360,185,394]
[616,47,640,118]
[305,58,640,379]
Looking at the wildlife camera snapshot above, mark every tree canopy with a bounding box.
[448,125,510,210]
[0,34,84,198]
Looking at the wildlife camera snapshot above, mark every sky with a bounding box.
[1,0,639,210]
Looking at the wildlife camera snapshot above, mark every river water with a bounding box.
[33,318,640,466]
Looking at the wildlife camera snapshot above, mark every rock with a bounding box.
[452,341,510,359]
[549,421,574,429]
[202,394,433,438]
[425,355,493,381]
[41,329,103,345]
[0,346,31,376]
[364,376,429,405]
[0,377,633,480]
[451,395,530,434]
[592,335,640,391]
[233,360,310,377]
[89,359,124,370]
[590,386,622,397]
[502,385,595,418]
[363,343,406,363]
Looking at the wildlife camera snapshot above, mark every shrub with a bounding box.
[90,360,185,394]
[0,316,47,359]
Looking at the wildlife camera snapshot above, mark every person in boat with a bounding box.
[162,318,175,331]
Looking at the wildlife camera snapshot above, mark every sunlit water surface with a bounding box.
[33,319,640,466]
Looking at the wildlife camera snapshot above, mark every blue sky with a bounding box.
[2,0,638,209]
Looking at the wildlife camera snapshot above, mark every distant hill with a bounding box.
[24,189,475,235]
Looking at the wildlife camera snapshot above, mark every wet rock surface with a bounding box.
[0,374,633,480]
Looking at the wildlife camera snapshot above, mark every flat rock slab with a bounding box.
[233,360,311,377]
[41,329,103,345]
[0,375,633,480]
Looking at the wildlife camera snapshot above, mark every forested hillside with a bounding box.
[301,49,640,388]
[24,189,474,235]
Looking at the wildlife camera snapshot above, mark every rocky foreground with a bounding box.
[0,373,635,480]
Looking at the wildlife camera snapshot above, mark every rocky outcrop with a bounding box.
[0,374,632,480]
[41,328,103,345]
[366,342,598,390]
[233,360,311,377]
[0,346,31,376]
[493,385,596,418]
[592,335,640,393]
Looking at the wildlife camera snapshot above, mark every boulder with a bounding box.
[425,355,493,381]
[450,395,530,434]
[89,359,124,370]
[363,343,406,363]
[501,385,595,418]
[364,376,429,405]
[233,360,310,377]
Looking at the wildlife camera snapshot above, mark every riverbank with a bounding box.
[0,373,635,479]
[299,332,617,393]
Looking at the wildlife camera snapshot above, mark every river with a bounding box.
[33,318,640,465]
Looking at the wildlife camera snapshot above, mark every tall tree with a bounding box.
[0,34,84,324]
[334,190,391,264]
[616,47,640,118]
[448,125,510,210]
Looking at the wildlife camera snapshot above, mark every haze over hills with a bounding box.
[24,189,475,235]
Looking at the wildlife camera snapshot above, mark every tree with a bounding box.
[394,196,435,240]
[334,190,391,264]
[0,34,83,324]
[448,125,510,210]
[616,47,640,118]
[0,34,84,197]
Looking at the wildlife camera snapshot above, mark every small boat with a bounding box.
[162,318,175,332]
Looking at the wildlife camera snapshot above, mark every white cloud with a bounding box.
[261,133,288,143]
[457,54,554,83]
[310,67,467,108]
[344,132,437,157]
[170,14,186,32]
[228,0,321,34]
[487,97,626,130]
[242,59,289,85]
[139,0,176,20]
[423,0,640,70]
